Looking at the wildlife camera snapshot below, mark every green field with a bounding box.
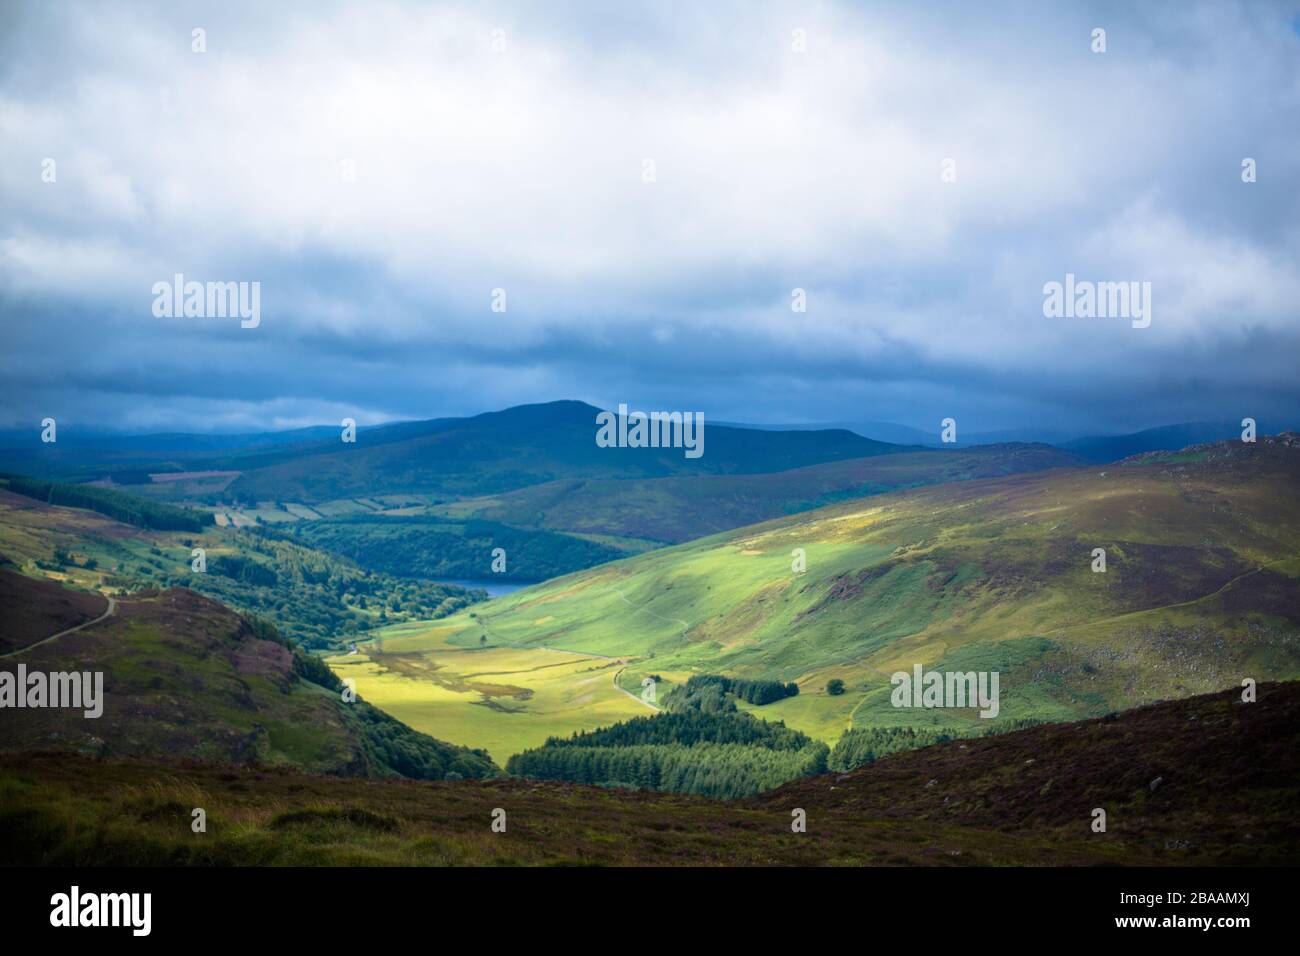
[326,622,650,762]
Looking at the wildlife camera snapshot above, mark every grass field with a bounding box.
[326,622,649,762]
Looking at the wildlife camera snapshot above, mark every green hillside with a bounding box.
[1,474,212,531]
[343,435,1300,751]
[0,408,1086,590]
[0,570,497,780]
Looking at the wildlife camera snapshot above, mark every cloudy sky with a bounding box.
[2,0,1298,436]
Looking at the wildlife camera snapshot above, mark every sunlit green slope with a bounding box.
[383,435,1300,746]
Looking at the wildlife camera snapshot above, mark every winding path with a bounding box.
[613,664,661,711]
[0,594,117,661]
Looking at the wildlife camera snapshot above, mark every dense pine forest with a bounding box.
[828,720,1045,772]
[507,675,828,798]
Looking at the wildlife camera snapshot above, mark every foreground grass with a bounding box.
[0,753,1142,867]
[5,684,1296,867]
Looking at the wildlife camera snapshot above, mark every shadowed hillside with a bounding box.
[760,682,1299,862]
[0,564,109,654]
[2,682,1294,866]
[436,442,1084,543]
[0,579,496,780]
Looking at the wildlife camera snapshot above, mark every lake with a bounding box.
[437,578,537,598]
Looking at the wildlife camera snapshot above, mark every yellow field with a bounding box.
[326,622,650,763]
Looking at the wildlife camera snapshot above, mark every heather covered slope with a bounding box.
[436,442,1084,544]
[0,565,109,654]
[0,581,496,780]
[3,682,1295,866]
[348,435,1300,750]
[759,682,1299,864]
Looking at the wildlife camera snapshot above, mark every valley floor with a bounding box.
[326,624,649,762]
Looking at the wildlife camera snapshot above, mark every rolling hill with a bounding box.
[0,569,496,780]
[335,433,1300,753]
[3,401,909,501]
[0,487,483,650]
[0,403,1093,590]
[220,400,907,502]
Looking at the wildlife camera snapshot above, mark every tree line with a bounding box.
[680,673,799,706]
[1,474,210,531]
[507,741,827,799]
[828,718,1045,771]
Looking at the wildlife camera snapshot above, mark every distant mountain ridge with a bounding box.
[222,400,908,502]
[1,401,906,495]
[5,402,1295,482]
[1062,421,1275,463]
[717,418,1300,455]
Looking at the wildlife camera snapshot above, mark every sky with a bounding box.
[1,0,1298,437]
